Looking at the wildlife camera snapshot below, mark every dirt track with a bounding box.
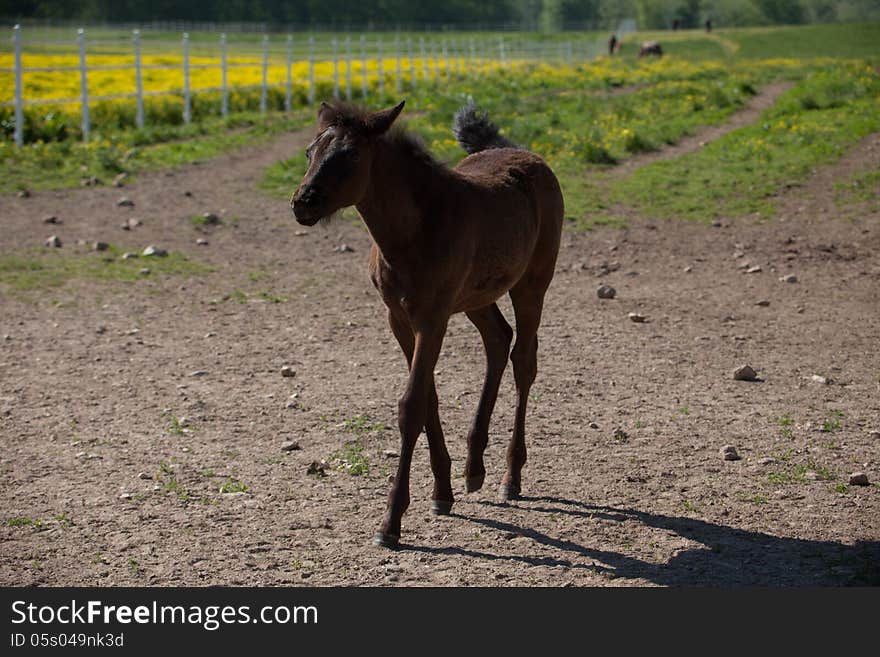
[1,109,878,586]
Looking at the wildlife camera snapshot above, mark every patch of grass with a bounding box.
[54,512,73,528]
[750,494,768,504]
[190,214,222,227]
[768,471,791,485]
[257,290,287,303]
[0,245,211,292]
[821,418,842,433]
[218,478,249,494]
[0,110,313,194]
[167,416,186,436]
[612,428,629,443]
[833,483,849,494]
[681,499,700,513]
[7,517,41,528]
[342,414,386,435]
[331,440,370,476]
[156,461,191,502]
[776,413,794,426]
[614,63,880,222]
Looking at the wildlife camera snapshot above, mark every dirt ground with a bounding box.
[1,106,878,587]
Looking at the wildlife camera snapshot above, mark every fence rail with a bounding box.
[3,23,636,146]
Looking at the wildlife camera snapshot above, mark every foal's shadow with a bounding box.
[405,495,880,586]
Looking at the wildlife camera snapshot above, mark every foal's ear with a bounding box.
[364,100,405,136]
[318,101,338,128]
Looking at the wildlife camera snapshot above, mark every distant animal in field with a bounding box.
[290,100,564,547]
[639,41,663,58]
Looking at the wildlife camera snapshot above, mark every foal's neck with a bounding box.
[355,135,453,259]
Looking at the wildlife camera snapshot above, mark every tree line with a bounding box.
[2,0,878,29]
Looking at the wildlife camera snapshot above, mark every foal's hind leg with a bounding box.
[387,310,454,515]
[503,283,548,501]
[464,303,513,493]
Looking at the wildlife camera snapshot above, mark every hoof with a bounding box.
[499,484,521,502]
[465,474,485,493]
[431,500,453,516]
[373,532,400,549]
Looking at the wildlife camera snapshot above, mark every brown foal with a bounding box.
[291,100,563,547]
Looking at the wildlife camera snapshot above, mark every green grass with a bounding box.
[613,62,880,222]
[0,110,312,193]
[218,478,249,494]
[7,517,41,528]
[342,414,386,435]
[331,441,370,476]
[0,244,211,291]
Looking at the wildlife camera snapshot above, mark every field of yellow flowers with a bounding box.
[0,40,505,141]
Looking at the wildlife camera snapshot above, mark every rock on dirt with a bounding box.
[45,235,62,247]
[201,212,221,225]
[733,365,758,381]
[93,241,109,251]
[138,472,152,480]
[335,244,354,253]
[42,215,60,224]
[597,285,617,299]
[755,300,770,306]
[811,374,832,385]
[720,445,741,461]
[196,238,209,246]
[281,441,301,452]
[779,274,798,283]
[17,189,31,198]
[746,265,763,274]
[848,472,869,486]
[628,312,647,323]
[112,173,128,187]
[117,197,135,207]
[281,366,296,378]
[142,245,167,257]
[307,461,326,477]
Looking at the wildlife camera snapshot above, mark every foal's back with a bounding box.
[442,147,564,312]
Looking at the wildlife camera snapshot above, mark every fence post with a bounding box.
[395,35,401,96]
[308,36,315,105]
[419,37,426,84]
[360,35,367,99]
[285,35,292,112]
[133,30,144,129]
[345,36,352,101]
[182,32,190,124]
[78,28,90,142]
[377,37,384,99]
[13,25,23,147]
[221,33,228,117]
[260,34,269,113]
[332,38,339,99]
[408,38,415,90]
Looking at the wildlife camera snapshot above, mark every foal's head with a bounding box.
[290,100,406,226]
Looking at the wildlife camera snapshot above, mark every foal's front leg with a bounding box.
[386,310,454,515]
[375,318,448,548]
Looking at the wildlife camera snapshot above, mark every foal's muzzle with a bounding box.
[291,186,323,226]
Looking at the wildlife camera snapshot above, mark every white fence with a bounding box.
[3,23,636,146]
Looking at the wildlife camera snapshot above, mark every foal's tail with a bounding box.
[452,101,518,154]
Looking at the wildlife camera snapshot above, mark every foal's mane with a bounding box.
[327,101,447,173]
